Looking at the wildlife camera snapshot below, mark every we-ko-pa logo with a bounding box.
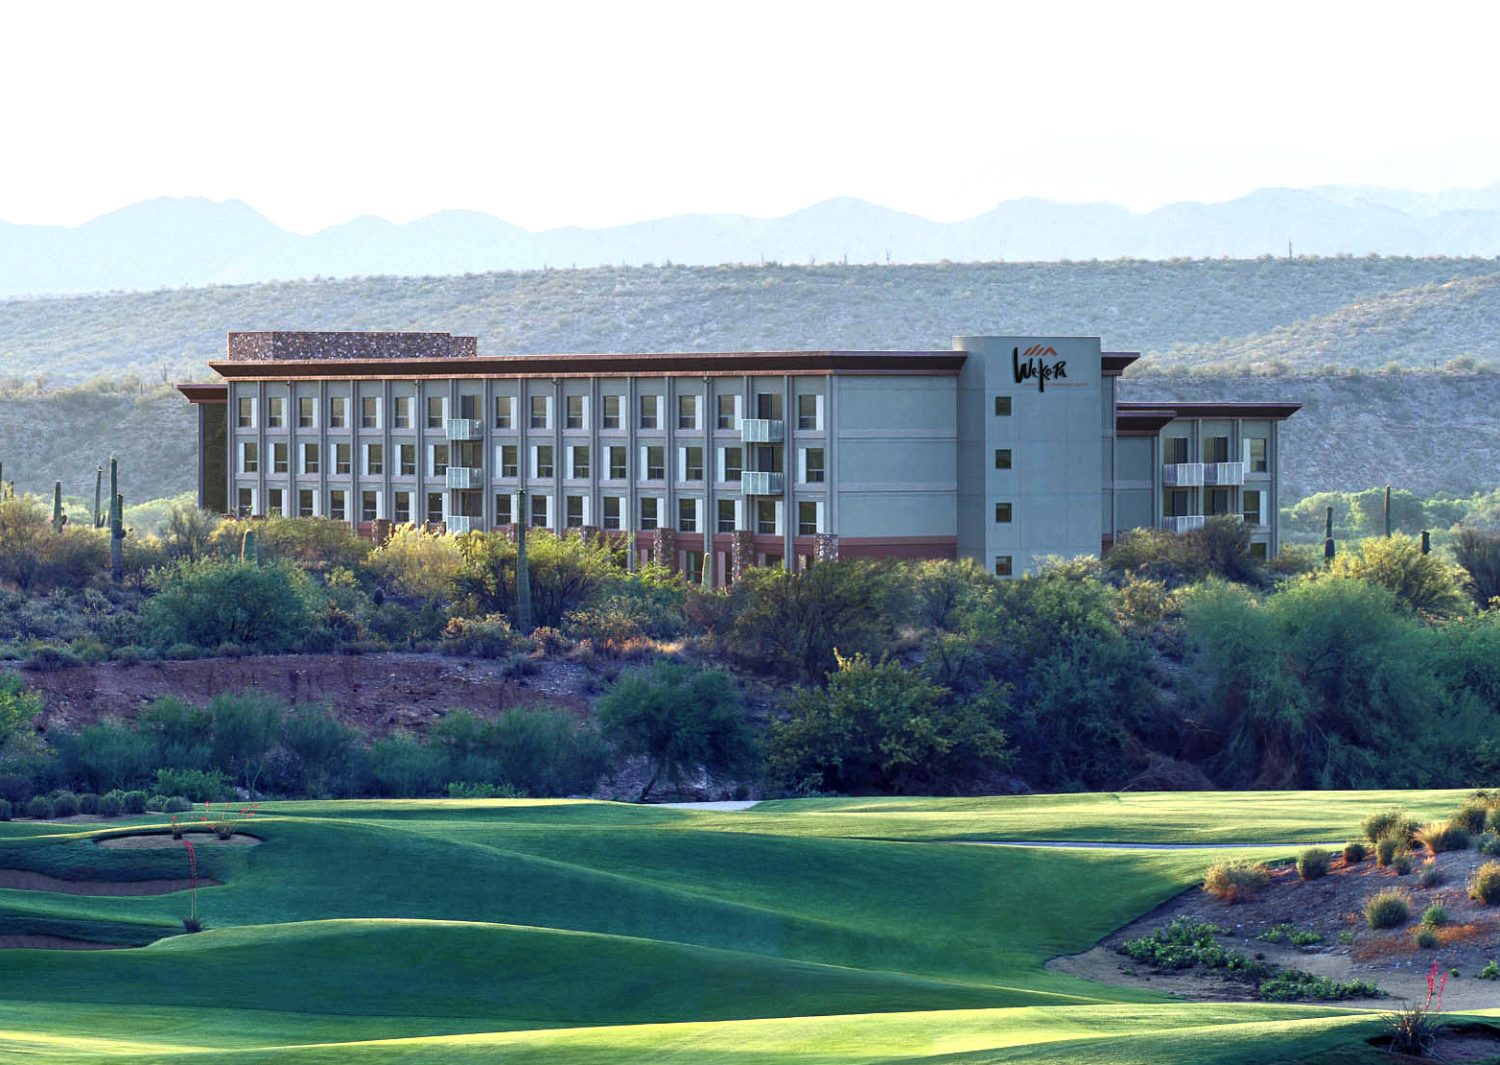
[1012,344,1070,392]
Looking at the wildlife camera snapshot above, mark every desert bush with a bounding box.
[365,525,461,602]
[452,528,619,631]
[481,707,608,798]
[1327,533,1470,618]
[1297,847,1332,881]
[1343,841,1367,864]
[1452,798,1491,834]
[440,614,519,658]
[1257,969,1381,1002]
[1480,960,1500,980]
[50,791,79,817]
[1365,809,1419,845]
[1365,889,1411,929]
[1257,924,1322,947]
[208,693,282,791]
[1414,926,1440,949]
[446,781,525,799]
[159,796,192,813]
[118,790,147,814]
[136,696,212,770]
[23,645,79,672]
[24,796,52,819]
[1393,854,1413,876]
[1375,836,1408,868]
[0,671,41,757]
[1119,918,1259,973]
[1469,861,1500,904]
[1479,832,1500,856]
[1202,860,1271,902]
[1416,821,1471,854]
[141,558,324,651]
[212,516,370,571]
[61,720,155,793]
[367,734,446,797]
[96,793,122,818]
[1421,902,1450,927]
[279,705,359,797]
[1418,862,1444,889]
[153,767,223,802]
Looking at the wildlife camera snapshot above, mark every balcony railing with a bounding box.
[445,418,483,441]
[741,419,785,443]
[1162,462,1204,487]
[1203,461,1245,486]
[445,515,476,534]
[1162,515,1206,535]
[740,470,785,495]
[446,466,483,489]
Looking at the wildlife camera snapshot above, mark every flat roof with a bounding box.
[1116,400,1302,420]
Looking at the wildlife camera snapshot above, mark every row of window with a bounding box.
[1166,435,1269,472]
[1164,487,1266,524]
[235,489,825,535]
[237,440,826,483]
[236,392,825,433]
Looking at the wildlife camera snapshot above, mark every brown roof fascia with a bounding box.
[1101,351,1141,376]
[176,383,228,404]
[1116,400,1302,420]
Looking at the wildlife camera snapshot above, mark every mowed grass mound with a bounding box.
[0,791,1484,1063]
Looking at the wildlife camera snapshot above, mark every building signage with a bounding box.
[1013,344,1067,392]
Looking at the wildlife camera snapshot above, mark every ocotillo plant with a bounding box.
[93,465,104,528]
[1323,505,1336,563]
[51,482,64,531]
[515,488,532,633]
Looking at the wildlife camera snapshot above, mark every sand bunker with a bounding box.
[95,832,261,850]
[0,869,219,896]
[0,934,125,951]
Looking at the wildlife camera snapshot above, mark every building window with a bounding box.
[429,443,448,477]
[361,491,379,522]
[994,396,1012,416]
[237,487,255,517]
[1247,437,1268,473]
[755,392,782,420]
[571,445,591,479]
[426,396,445,429]
[678,498,697,532]
[499,444,518,478]
[566,495,586,528]
[1243,488,1263,525]
[802,447,825,483]
[494,493,513,525]
[426,492,443,524]
[272,442,289,475]
[798,501,818,535]
[684,551,703,583]
[334,443,352,476]
[995,502,1012,523]
[602,496,622,531]
[644,446,665,481]
[602,395,622,430]
[530,395,550,430]
[267,488,284,516]
[1205,487,1232,516]
[393,395,412,430]
[329,490,347,522]
[329,396,348,429]
[365,444,384,476]
[994,449,1012,470]
[530,493,549,528]
[394,492,411,524]
[298,396,316,428]
[1167,437,1189,464]
[678,394,698,430]
[639,394,661,430]
[797,394,820,430]
[458,394,480,422]
[494,395,514,429]
[1249,541,1269,561]
[755,499,777,534]
[237,396,255,428]
[722,446,743,482]
[682,446,704,481]
[361,396,380,429]
[1206,436,1230,463]
[398,444,416,477]
[565,395,585,430]
[639,497,659,531]
[1164,488,1193,517]
[718,499,737,532]
[301,443,320,475]
[607,446,627,480]
[533,444,554,479]
[717,394,738,430]
[266,396,285,429]
[994,555,1013,577]
[240,441,259,474]
[298,489,315,517]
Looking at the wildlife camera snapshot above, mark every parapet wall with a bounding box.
[226,331,477,361]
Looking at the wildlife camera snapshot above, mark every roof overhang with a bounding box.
[1102,351,1141,376]
[176,383,228,404]
[1116,400,1302,421]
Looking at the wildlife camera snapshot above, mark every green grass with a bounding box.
[0,791,1490,1062]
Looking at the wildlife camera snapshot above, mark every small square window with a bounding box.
[994,555,1013,577]
[994,502,1012,523]
[994,449,1012,470]
[994,396,1012,416]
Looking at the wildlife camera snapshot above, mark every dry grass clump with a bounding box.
[1414,821,1471,855]
[1202,860,1271,902]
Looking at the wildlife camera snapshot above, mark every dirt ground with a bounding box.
[1050,847,1500,1011]
[22,652,595,735]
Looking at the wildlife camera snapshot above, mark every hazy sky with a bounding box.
[5,1,1500,232]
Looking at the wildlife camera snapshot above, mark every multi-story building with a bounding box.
[178,331,1298,582]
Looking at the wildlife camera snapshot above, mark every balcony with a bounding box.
[445,515,476,534]
[741,419,785,443]
[446,466,483,489]
[445,418,483,441]
[1203,461,1245,486]
[740,470,785,495]
[1162,515,1206,535]
[1162,462,1204,487]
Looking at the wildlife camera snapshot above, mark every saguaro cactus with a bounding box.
[93,465,104,528]
[108,457,124,584]
[515,488,532,634]
[1383,485,1392,538]
[1323,505,1336,563]
[1421,530,1431,555]
[52,482,64,531]
[241,528,258,565]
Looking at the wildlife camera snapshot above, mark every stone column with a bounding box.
[652,527,679,573]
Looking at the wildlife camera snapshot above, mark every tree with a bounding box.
[1327,534,1470,618]
[596,663,756,801]
[140,558,324,650]
[452,529,618,630]
[0,672,41,758]
[1452,528,1500,608]
[366,525,461,603]
[767,653,1011,795]
[161,503,219,561]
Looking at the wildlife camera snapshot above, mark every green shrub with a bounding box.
[1202,860,1271,902]
[1417,862,1444,889]
[24,796,52,819]
[280,705,359,797]
[0,798,11,821]
[153,767,223,802]
[1393,854,1413,876]
[1478,832,1500,856]
[446,781,525,799]
[22,645,79,672]
[1343,841,1367,864]
[1297,848,1331,881]
[1453,799,1491,834]
[1376,836,1408,868]
[1257,969,1381,1002]
[1365,889,1411,929]
[1489,805,1500,835]
[1480,961,1500,980]
[96,793,122,818]
[1119,918,1262,974]
[118,790,146,815]
[367,735,446,797]
[1421,903,1450,927]
[1469,861,1500,905]
[440,614,519,659]
[1415,821,1471,854]
[50,791,79,817]
[1414,927,1440,949]
[1364,809,1419,844]
[63,720,155,793]
[77,792,99,814]
[141,558,324,652]
[208,693,282,792]
[1257,924,1322,947]
[159,796,192,813]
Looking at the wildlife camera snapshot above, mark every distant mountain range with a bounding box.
[8,185,1500,297]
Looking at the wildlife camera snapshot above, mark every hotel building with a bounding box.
[178,331,1298,582]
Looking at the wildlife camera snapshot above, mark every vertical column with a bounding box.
[781,373,793,568]
[664,375,677,567]
[552,377,563,532]
[702,374,715,588]
[626,376,638,571]
[255,381,267,516]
